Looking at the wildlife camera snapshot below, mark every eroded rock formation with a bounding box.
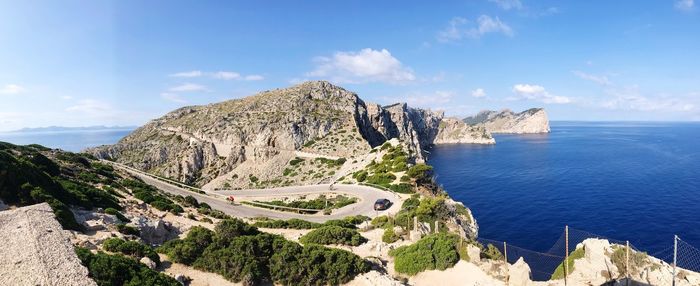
[463,108,550,134]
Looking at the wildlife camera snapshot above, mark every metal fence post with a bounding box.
[626,240,630,286]
[504,241,509,284]
[673,235,678,286]
[565,225,569,286]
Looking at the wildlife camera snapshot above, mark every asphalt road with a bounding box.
[117,165,402,223]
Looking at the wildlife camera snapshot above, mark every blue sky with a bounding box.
[1,0,699,131]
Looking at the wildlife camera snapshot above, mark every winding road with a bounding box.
[109,161,403,223]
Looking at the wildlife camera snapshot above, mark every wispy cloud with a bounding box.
[488,0,523,10]
[160,93,187,103]
[65,99,112,114]
[169,70,203,78]
[169,70,264,81]
[168,83,209,92]
[306,48,415,84]
[601,86,696,112]
[0,84,25,94]
[437,15,513,42]
[572,71,611,86]
[675,0,694,11]
[471,88,487,98]
[510,84,571,104]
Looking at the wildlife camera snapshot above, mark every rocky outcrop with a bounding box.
[89,81,492,187]
[463,108,550,134]
[0,203,96,286]
[131,216,179,245]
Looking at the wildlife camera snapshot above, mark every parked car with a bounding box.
[374,199,391,211]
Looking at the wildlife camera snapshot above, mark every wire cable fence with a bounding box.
[475,226,700,283]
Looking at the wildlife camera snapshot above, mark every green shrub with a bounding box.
[389,233,460,275]
[75,247,179,286]
[300,226,367,246]
[102,238,160,265]
[158,226,214,264]
[289,157,304,166]
[253,218,322,229]
[551,247,585,279]
[389,183,413,193]
[481,243,504,260]
[371,216,391,228]
[407,163,433,180]
[382,227,399,243]
[610,245,649,277]
[355,171,368,182]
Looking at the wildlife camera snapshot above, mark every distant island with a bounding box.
[4,125,137,133]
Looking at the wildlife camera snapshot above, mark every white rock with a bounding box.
[467,245,481,264]
[140,257,156,270]
[508,257,531,286]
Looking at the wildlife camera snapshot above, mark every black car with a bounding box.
[374,199,391,211]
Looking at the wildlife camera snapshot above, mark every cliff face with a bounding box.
[463,108,550,134]
[89,81,492,187]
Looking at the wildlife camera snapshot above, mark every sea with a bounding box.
[428,121,700,255]
[0,129,133,152]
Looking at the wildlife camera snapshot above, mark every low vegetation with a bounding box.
[102,237,160,265]
[551,247,585,280]
[120,178,184,214]
[0,142,122,230]
[299,225,368,246]
[75,247,180,286]
[389,233,461,275]
[253,194,357,211]
[610,245,651,277]
[157,219,370,285]
[253,215,368,230]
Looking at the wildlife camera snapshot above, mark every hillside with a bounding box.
[463,108,550,134]
[89,81,493,189]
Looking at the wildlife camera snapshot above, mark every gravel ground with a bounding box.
[0,203,95,286]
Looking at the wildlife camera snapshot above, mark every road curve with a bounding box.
[113,164,402,223]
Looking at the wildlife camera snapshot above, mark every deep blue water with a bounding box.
[0,129,132,152]
[429,121,700,254]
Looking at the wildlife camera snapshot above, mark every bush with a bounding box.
[158,226,215,264]
[382,227,399,243]
[481,243,504,260]
[371,216,390,228]
[75,247,179,286]
[102,238,160,265]
[551,247,584,279]
[160,219,370,285]
[105,208,128,222]
[389,233,460,275]
[299,226,367,246]
[407,163,433,180]
[354,170,368,182]
[389,183,413,193]
[610,245,649,277]
[253,218,322,229]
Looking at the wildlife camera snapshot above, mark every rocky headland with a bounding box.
[463,108,550,134]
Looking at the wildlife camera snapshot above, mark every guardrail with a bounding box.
[103,160,205,194]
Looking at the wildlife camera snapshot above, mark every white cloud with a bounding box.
[437,15,513,42]
[168,83,208,92]
[213,71,241,80]
[511,84,571,104]
[0,84,25,94]
[488,0,523,10]
[244,74,264,81]
[675,0,694,11]
[572,71,611,86]
[471,88,487,98]
[602,86,696,112]
[65,99,111,114]
[307,48,416,84]
[60,95,73,100]
[160,93,187,103]
[169,70,203,78]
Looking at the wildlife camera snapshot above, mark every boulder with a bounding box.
[467,245,481,263]
[175,274,188,285]
[132,216,178,245]
[139,257,157,270]
[508,257,531,286]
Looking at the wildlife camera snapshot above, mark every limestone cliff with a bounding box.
[89,81,492,188]
[463,108,550,134]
